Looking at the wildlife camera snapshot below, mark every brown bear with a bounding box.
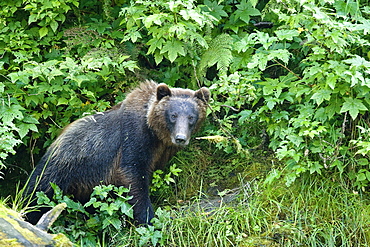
[25,80,210,225]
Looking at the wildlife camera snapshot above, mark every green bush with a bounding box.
[1,2,370,244]
[35,184,133,245]
[203,0,370,187]
[33,183,172,246]
[0,0,137,180]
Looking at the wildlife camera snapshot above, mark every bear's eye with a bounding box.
[188,116,194,121]
[171,114,177,121]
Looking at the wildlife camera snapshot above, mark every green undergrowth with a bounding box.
[113,172,370,246]
[147,145,370,246]
[156,177,370,246]
[151,142,272,205]
[10,143,368,246]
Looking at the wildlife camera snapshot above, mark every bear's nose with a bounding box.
[175,134,187,145]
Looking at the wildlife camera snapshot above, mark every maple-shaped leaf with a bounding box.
[343,55,370,68]
[202,0,228,20]
[310,89,332,105]
[234,0,261,24]
[161,40,185,63]
[147,38,164,54]
[0,104,24,124]
[340,97,368,120]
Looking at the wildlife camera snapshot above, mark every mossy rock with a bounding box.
[0,203,72,247]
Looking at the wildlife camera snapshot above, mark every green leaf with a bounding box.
[357,172,366,181]
[248,53,268,70]
[150,230,162,246]
[268,49,291,64]
[100,203,119,215]
[114,186,130,195]
[311,89,332,105]
[255,32,278,50]
[0,82,5,93]
[39,26,48,38]
[73,75,90,87]
[238,110,252,124]
[343,55,370,68]
[49,20,58,33]
[266,97,277,110]
[103,217,122,230]
[275,30,299,40]
[57,98,69,105]
[180,9,204,26]
[287,134,304,147]
[161,40,185,63]
[264,169,281,185]
[126,30,142,43]
[143,14,166,28]
[168,23,186,36]
[118,201,133,218]
[309,162,323,175]
[169,164,182,175]
[8,71,30,84]
[340,97,368,119]
[260,78,285,97]
[203,0,228,20]
[147,38,164,54]
[0,104,24,123]
[152,52,162,65]
[17,123,38,139]
[28,14,38,24]
[234,0,261,24]
[326,73,338,90]
[331,160,344,174]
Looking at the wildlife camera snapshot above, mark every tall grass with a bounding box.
[3,144,369,246]
[148,174,370,247]
[115,144,370,246]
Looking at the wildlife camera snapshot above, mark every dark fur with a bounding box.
[25,80,210,225]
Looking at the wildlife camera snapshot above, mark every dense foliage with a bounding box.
[1,0,370,245]
[1,0,369,187]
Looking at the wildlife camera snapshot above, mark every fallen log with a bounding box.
[0,203,72,247]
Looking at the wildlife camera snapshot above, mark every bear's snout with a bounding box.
[175,134,187,145]
[171,131,190,146]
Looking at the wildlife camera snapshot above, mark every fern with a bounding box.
[198,34,233,78]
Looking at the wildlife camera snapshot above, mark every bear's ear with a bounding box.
[195,87,210,103]
[157,83,172,101]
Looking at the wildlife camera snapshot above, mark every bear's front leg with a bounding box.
[122,169,154,226]
[130,193,154,226]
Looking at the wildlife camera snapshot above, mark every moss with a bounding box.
[0,204,72,247]
[53,233,73,247]
[0,237,21,247]
[0,204,20,218]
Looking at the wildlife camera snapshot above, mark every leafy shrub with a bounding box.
[0,122,22,178]
[34,183,171,246]
[203,0,370,187]
[151,164,182,192]
[35,184,133,245]
[1,0,369,211]
[0,0,138,178]
[135,208,171,247]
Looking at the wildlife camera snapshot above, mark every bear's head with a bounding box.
[148,83,210,147]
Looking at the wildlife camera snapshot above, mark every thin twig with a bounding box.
[272,59,302,80]
[221,104,240,112]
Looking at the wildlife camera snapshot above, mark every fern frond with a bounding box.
[198,34,233,78]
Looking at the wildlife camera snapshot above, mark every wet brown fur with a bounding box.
[125,80,209,172]
[146,82,209,146]
[26,80,210,225]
